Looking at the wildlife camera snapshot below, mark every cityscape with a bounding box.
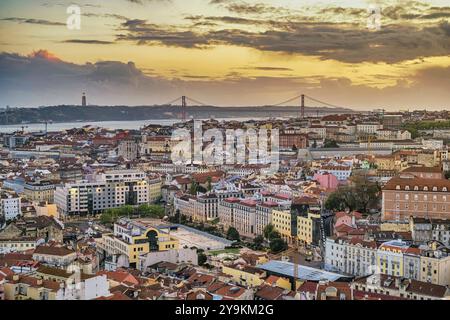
[1,0,450,309]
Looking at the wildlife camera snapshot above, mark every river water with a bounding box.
[0,117,269,133]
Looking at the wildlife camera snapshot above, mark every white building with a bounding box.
[0,192,21,221]
[357,123,383,135]
[325,237,378,277]
[55,170,153,216]
[318,165,352,181]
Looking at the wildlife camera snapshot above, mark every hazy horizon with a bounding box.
[1,0,450,110]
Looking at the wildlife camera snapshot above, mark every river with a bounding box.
[0,117,270,133]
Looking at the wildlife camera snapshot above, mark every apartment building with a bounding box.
[55,170,154,216]
[279,133,308,150]
[23,180,55,203]
[353,274,450,300]
[356,123,383,135]
[0,192,21,221]
[32,245,77,268]
[173,194,196,220]
[0,237,37,253]
[318,165,352,181]
[325,237,378,277]
[381,174,450,221]
[272,209,294,244]
[377,240,410,277]
[297,212,322,246]
[419,243,450,286]
[233,199,257,238]
[410,217,450,246]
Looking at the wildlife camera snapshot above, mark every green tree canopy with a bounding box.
[226,227,240,241]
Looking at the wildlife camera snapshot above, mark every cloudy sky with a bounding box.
[0,0,449,110]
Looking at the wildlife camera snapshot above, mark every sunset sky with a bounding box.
[0,0,449,110]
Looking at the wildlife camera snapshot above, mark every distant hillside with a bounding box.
[0,105,355,125]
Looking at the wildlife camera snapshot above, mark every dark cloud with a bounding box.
[117,18,450,63]
[61,39,115,45]
[1,17,65,26]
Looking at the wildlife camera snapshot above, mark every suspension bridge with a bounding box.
[1,94,348,126]
[158,94,348,122]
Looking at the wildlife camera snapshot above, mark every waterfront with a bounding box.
[0,117,267,133]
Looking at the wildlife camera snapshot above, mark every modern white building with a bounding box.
[54,170,154,216]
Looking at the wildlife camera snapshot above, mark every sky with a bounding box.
[0,0,449,110]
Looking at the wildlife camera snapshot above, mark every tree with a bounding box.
[198,251,207,266]
[323,139,338,148]
[226,227,240,241]
[269,238,287,253]
[445,171,450,180]
[268,230,282,241]
[253,235,265,250]
[137,204,165,218]
[189,181,198,195]
[325,173,381,213]
[263,224,275,240]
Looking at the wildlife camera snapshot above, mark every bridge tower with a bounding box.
[181,95,187,122]
[301,94,305,119]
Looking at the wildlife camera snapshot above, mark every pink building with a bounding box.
[334,212,354,229]
[313,172,339,191]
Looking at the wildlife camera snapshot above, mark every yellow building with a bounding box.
[97,219,179,267]
[377,241,408,277]
[272,210,293,244]
[297,212,320,245]
[380,221,410,233]
[148,178,162,203]
[3,275,61,300]
[419,242,450,286]
[35,202,59,218]
[23,181,55,203]
[265,275,292,291]
[222,265,266,287]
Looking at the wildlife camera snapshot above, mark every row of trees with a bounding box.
[225,224,288,253]
[100,204,165,224]
[402,120,450,139]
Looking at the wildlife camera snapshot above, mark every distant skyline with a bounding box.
[0,0,450,110]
